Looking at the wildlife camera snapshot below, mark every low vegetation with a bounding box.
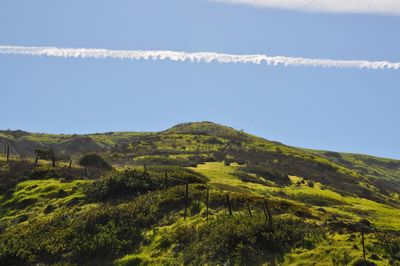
[0,122,399,265]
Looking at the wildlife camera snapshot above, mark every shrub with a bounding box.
[332,250,353,265]
[377,232,400,260]
[351,258,377,266]
[28,168,61,180]
[204,137,223,145]
[163,215,324,265]
[85,169,157,201]
[85,166,207,201]
[240,164,291,186]
[292,193,345,207]
[44,204,56,214]
[0,187,188,265]
[78,153,112,170]
[234,172,269,186]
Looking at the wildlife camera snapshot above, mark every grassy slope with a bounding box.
[0,176,91,227]
[189,162,400,230]
[0,160,395,265]
[0,122,399,265]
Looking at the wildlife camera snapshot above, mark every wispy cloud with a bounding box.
[213,0,400,15]
[0,45,399,70]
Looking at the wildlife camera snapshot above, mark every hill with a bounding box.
[0,122,399,265]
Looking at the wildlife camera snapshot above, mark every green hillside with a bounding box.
[0,122,399,265]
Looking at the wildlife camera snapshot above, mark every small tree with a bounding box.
[79,153,112,176]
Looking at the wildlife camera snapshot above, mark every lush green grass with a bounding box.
[189,162,268,194]
[114,220,189,266]
[284,232,390,266]
[0,133,14,140]
[281,178,400,230]
[0,178,90,227]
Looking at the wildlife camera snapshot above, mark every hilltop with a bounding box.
[0,122,399,265]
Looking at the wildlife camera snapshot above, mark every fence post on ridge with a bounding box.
[206,187,209,219]
[264,199,274,230]
[226,194,232,216]
[184,178,189,220]
[247,202,252,218]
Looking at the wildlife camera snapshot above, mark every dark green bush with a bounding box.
[79,153,112,170]
[147,165,208,184]
[377,232,400,261]
[134,156,192,167]
[292,193,345,207]
[28,167,62,180]
[240,164,291,186]
[85,169,159,201]
[134,154,217,168]
[351,258,377,266]
[234,172,269,186]
[44,204,56,214]
[85,166,207,201]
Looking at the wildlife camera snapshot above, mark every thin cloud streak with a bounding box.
[0,45,399,70]
[213,0,400,15]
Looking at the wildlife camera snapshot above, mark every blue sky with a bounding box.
[0,0,399,159]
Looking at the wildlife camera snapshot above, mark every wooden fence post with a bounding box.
[247,202,252,218]
[264,199,274,230]
[6,144,10,163]
[143,163,148,174]
[226,194,232,216]
[184,178,189,220]
[164,170,168,188]
[361,225,366,265]
[206,188,209,219]
[69,160,72,170]
[262,205,268,221]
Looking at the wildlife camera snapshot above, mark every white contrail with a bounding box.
[0,45,399,70]
[213,0,400,15]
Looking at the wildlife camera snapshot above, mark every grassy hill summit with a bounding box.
[0,122,399,265]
